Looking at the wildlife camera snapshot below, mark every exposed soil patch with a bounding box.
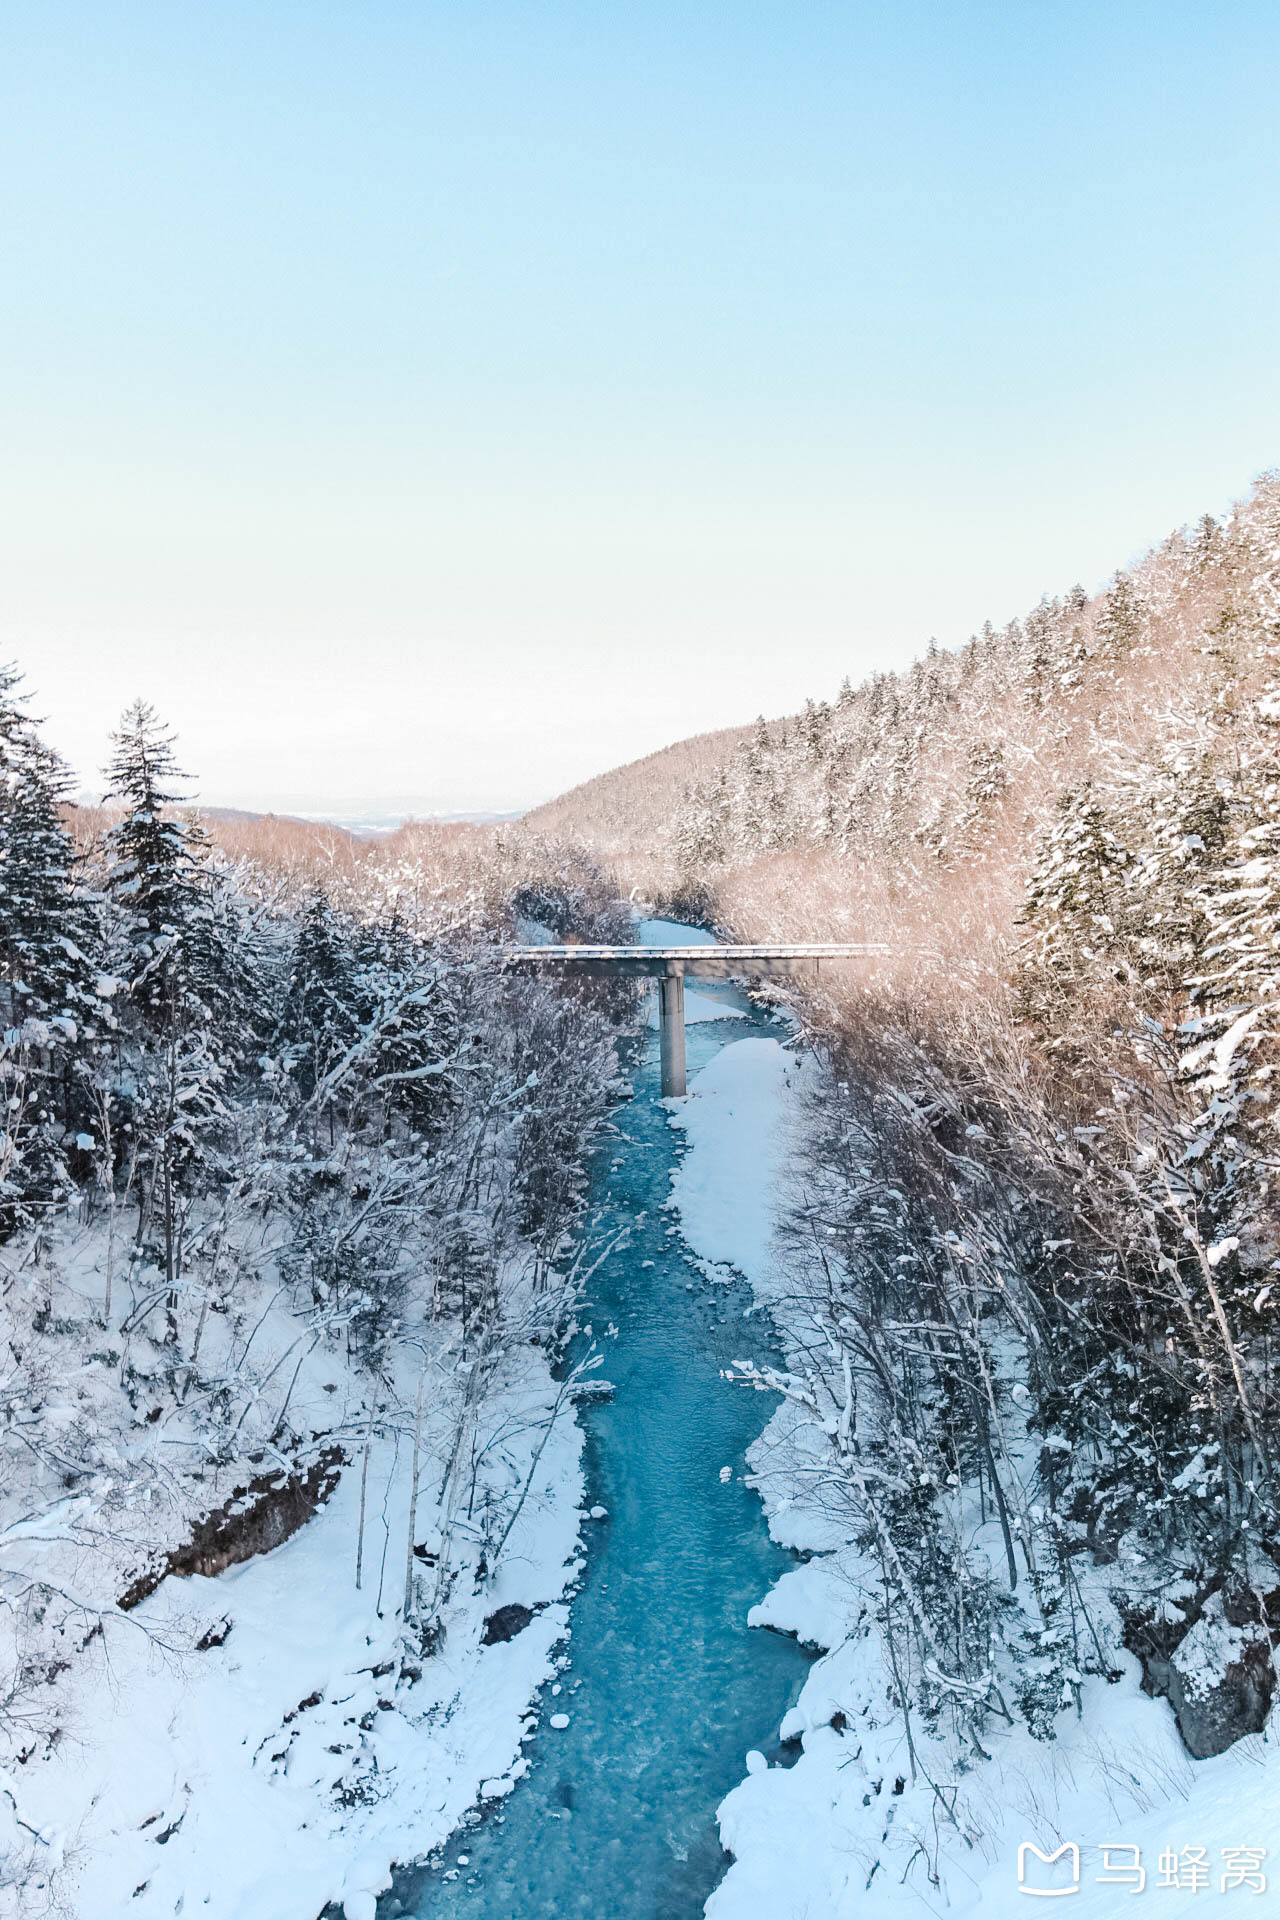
[118,1448,345,1610]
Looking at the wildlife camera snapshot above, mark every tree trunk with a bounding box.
[402,1361,426,1625]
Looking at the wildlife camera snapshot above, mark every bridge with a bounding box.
[502,944,882,1096]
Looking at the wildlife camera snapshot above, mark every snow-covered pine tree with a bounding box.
[0,668,104,1236]
[181,850,269,1067]
[1127,754,1231,996]
[0,675,97,1027]
[673,765,731,874]
[100,703,249,1322]
[103,700,205,1015]
[963,739,1008,812]
[349,913,461,1141]
[101,703,260,1050]
[1182,707,1280,1232]
[279,886,357,1102]
[1017,783,1131,1030]
[1096,572,1145,656]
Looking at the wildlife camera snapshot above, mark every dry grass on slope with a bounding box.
[523,719,754,853]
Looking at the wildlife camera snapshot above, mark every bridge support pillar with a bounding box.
[657,972,687,1097]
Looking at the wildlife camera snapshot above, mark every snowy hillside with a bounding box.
[528,476,1280,1912]
[671,1036,1280,1919]
[0,682,633,1918]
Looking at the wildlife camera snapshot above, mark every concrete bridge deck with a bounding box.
[503,942,880,1094]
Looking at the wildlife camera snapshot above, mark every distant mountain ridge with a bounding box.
[523,721,752,858]
[526,474,1280,960]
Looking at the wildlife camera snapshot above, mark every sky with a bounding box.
[3,2,1279,819]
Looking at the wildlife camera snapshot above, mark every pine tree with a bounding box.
[279,888,357,1099]
[349,914,461,1139]
[0,672,96,1026]
[675,765,732,872]
[1096,573,1145,656]
[963,740,1008,812]
[1018,784,1130,1026]
[0,661,32,772]
[100,704,246,1317]
[181,852,268,1063]
[1190,512,1223,571]
[1183,732,1280,1193]
[1022,602,1054,707]
[740,719,777,850]
[801,698,831,764]
[0,667,103,1237]
[1128,757,1230,993]
[103,700,205,1015]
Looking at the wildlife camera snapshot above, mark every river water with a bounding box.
[383,981,810,1920]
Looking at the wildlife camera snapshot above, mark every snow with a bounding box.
[644,983,746,1027]
[667,1037,801,1290]
[0,1220,587,1920]
[514,915,556,946]
[18,909,1280,1920]
[635,918,746,1026]
[638,919,719,947]
[666,1031,1280,1920]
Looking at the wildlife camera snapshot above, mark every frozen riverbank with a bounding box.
[384,954,811,1917]
[0,1223,588,1920]
[668,1029,1280,1920]
[1,921,809,1920]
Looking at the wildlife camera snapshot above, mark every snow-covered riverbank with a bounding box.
[668,1035,1280,1920]
[0,1221,587,1920]
[16,924,1280,1920]
[383,946,811,1920]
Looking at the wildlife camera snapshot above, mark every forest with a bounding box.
[535,474,1280,1862]
[0,684,634,1914]
[7,473,1280,1916]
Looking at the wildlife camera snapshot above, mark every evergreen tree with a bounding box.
[1183,729,1280,1194]
[350,914,460,1139]
[279,888,357,1098]
[801,698,830,764]
[963,740,1008,813]
[182,854,268,1063]
[0,661,33,772]
[1096,573,1145,655]
[99,703,248,1312]
[1022,602,1054,707]
[0,667,103,1237]
[1190,512,1223,571]
[0,674,96,1026]
[132,1021,230,1331]
[1128,757,1230,993]
[1018,784,1130,1025]
[674,765,731,873]
[103,700,204,1014]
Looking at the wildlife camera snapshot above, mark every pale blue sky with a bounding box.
[3,3,1278,813]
